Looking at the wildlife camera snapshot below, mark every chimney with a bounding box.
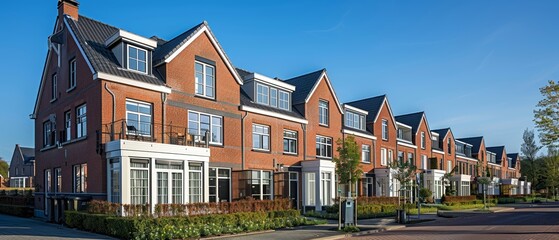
[58,0,79,21]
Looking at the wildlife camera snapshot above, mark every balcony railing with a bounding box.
[101,119,210,148]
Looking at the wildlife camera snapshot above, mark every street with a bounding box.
[0,214,112,240]
[352,203,559,240]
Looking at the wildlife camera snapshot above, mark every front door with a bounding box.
[210,168,231,202]
[289,172,298,209]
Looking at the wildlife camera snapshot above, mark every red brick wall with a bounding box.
[303,76,343,161]
[372,100,397,168]
[415,116,432,167]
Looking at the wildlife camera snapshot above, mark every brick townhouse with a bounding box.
[345,95,399,197]
[32,0,526,219]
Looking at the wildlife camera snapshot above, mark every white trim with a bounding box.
[305,71,343,113]
[488,162,501,167]
[432,149,445,154]
[396,121,412,129]
[127,45,148,74]
[245,73,295,91]
[343,104,368,115]
[397,141,417,149]
[64,18,95,74]
[431,132,439,136]
[372,97,398,130]
[94,72,172,94]
[417,114,433,139]
[161,25,243,85]
[343,129,377,140]
[455,139,473,147]
[456,155,478,161]
[105,29,158,49]
[240,105,308,124]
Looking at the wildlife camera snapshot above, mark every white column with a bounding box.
[315,170,320,211]
[150,158,156,213]
[106,159,111,202]
[121,157,130,204]
[184,161,190,203]
[203,161,209,203]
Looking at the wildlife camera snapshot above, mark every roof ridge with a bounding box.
[284,68,325,82]
[395,111,424,117]
[160,21,205,47]
[345,94,386,104]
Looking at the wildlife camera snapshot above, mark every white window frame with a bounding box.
[421,155,428,169]
[127,45,147,73]
[362,145,371,163]
[69,59,76,90]
[252,124,270,151]
[43,121,54,147]
[73,163,87,193]
[321,172,332,206]
[51,74,57,101]
[64,111,71,142]
[388,149,393,164]
[382,119,389,140]
[318,100,329,126]
[256,83,269,105]
[270,88,277,108]
[381,148,387,166]
[126,100,152,136]
[186,163,202,203]
[305,172,316,206]
[188,111,223,145]
[407,152,414,165]
[195,61,215,99]
[278,90,290,110]
[130,160,149,204]
[55,168,62,193]
[345,111,365,130]
[447,160,452,173]
[316,135,333,159]
[283,130,298,154]
[421,132,426,149]
[209,167,231,202]
[76,104,87,138]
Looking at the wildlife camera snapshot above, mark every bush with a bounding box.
[0,204,33,217]
[441,195,477,205]
[66,209,312,239]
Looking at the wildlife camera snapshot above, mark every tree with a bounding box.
[442,166,458,196]
[389,159,417,208]
[521,128,541,193]
[333,135,362,197]
[544,150,559,199]
[534,80,559,148]
[0,158,8,186]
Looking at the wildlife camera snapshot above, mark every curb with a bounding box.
[203,230,275,239]
[313,225,406,240]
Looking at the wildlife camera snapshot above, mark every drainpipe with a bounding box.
[161,93,168,143]
[301,123,307,161]
[241,112,248,170]
[104,83,116,141]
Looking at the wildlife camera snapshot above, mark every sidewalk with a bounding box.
[437,206,515,218]
[216,214,442,240]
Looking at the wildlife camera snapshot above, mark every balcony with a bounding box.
[101,119,210,148]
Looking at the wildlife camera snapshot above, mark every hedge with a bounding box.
[87,199,292,217]
[66,209,313,239]
[441,195,477,205]
[0,204,34,217]
[0,196,34,206]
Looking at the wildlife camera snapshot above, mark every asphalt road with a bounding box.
[352,203,559,240]
[0,214,113,240]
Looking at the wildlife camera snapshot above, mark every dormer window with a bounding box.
[345,111,365,130]
[128,46,147,73]
[255,82,290,111]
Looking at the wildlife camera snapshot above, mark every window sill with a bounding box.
[194,94,216,101]
[316,156,332,160]
[252,149,271,153]
[362,161,372,164]
[319,123,329,128]
[66,86,76,93]
[50,98,57,103]
[40,145,57,152]
[382,138,388,142]
[61,136,87,146]
[283,152,298,156]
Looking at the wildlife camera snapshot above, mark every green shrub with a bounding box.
[0,204,34,217]
[65,210,311,239]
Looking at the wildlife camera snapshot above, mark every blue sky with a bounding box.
[1,0,557,161]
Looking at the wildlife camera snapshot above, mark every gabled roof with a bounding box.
[507,153,519,168]
[17,145,35,164]
[486,146,506,163]
[283,69,343,113]
[345,95,386,123]
[151,21,243,85]
[395,112,429,136]
[457,136,484,154]
[432,128,452,139]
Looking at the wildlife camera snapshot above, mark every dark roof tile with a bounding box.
[283,69,325,105]
[344,95,386,122]
[395,112,424,135]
